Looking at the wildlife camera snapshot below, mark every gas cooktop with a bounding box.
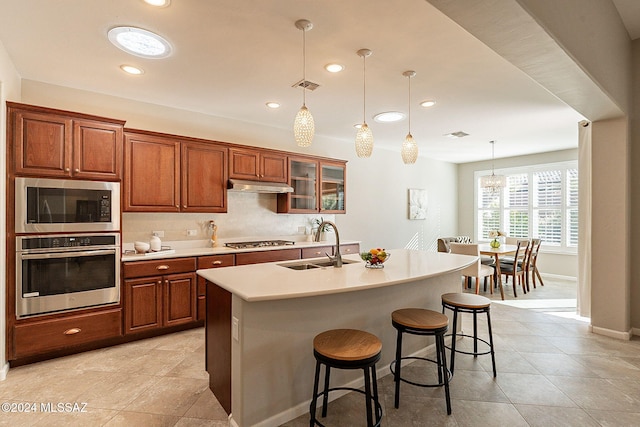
[224,240,295,249]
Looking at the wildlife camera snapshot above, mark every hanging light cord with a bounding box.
[302,27,307,107]
[407,75,411,134]
[362,54,366,123]
[491,141,496,174]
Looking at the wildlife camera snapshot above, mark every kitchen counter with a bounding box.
[121,239,359,261]
[199,249,475,426]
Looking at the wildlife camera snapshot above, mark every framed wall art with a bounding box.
[408,188,427,220]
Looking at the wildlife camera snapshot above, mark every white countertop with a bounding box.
[197,249,476,302]
[121,239,358,261]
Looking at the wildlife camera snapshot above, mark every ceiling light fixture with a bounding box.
[444,131,469,139]
[108,26,172,58]
[373,111,405,123]
[420,100,436,108]
[266,102,280,109]
[120,65,144,75]
[293,19,315,147]
[401,70,418,164]
[480,140,506,193]
[355,48,373,158]
[143,0,170,7]
[324,63,344,73]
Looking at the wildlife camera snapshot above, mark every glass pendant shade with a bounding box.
[294,105,314,147]
[481,140,505,192]
[401,133,418,164]
[355,123,374,158]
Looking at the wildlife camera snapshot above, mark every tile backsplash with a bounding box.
[122,191,334,244]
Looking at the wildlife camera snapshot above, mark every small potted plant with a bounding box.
[488,230,505,248]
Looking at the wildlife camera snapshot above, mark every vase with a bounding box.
[490,238,501,248]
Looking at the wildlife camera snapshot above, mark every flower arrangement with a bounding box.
[488,230,505,248]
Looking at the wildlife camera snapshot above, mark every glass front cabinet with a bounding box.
[277,157,346,214]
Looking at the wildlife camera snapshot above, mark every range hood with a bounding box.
[228,179,294,193]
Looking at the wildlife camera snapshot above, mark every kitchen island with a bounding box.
[197,249,475,427]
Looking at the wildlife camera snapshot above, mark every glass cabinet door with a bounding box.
[290,159,318,211]
[320,163,345,212]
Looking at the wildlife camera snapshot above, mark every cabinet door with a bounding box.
[339,243,360,256]
[182,142,227,212]
[13,110,72,177]
[124,132,181,212]
[229,147,259,180]
[164,272,197,327]
[197,254,235,321]
[260,152,287,182]
[235,248,301,265]
[278,157,318,213]
[124,276,163,334]
[320,161,346,213]
[73,119,123,180]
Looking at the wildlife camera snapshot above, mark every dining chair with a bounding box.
[449,243,495,295]
[528,238,544,288]
[498,239,530,297]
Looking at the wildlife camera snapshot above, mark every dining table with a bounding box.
[478,243,518,300]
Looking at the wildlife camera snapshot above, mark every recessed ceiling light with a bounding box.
[143,0,170,6]
[373,111,405,123]
[444,131,469,139]
[108,26,172,58]
[420,100,436,107]
[266,102,280,109]
[120,65,144,75]
[324,63,344,73]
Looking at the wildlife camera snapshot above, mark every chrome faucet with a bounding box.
[314,220,342,267]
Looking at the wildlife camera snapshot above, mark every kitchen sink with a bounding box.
[278,259,359,270]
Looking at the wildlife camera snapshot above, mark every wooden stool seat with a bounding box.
[392,308,449,330]
[441,292,490,309]
[313,329,382,362]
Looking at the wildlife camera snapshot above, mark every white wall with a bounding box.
[21,80,458,253]
[0,40,21,379]
[458,148,578,278]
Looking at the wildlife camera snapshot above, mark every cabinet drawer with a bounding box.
[197,254,235,269]
[339,244,360,255]
[235,248,301,265]
[302,246,333,259]
[123,257,196,279]
[13,308,122,358]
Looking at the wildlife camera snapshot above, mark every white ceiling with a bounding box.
[0,0,633,164]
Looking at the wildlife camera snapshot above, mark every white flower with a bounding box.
[489,230,498,238]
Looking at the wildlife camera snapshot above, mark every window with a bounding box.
[475,161,578,252]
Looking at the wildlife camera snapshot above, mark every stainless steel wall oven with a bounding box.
[16,233,120,318]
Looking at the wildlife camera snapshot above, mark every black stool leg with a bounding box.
[438,333,452,415]
[364,366,373,427]
[487,309,497,377]
[473,311,478,357]
[321,365,331,417]
[449,307,459,374]
[393,328,403,408]
[310,360,321,426]
[436,335,443,383]
[371,364,380,422]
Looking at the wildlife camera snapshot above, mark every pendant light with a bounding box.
[480,140,506,192]
[401,70,418,164]
[355,48,373,158]
[293,19,314,147]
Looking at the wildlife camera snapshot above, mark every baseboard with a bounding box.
[540,273,576,281]
[632,328,640,337]
[253,343,438,427]
[0,362,9,381]
[229,414,239,427]
[590,325,632,340]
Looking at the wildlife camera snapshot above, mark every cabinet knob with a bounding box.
[212,260,222,265]
[74,168,80,173]
[183,205,187,208]
[64,328,81,335]
[158,280,162,285]
[65,167,70,172]
[175,204,179,208]
[156,265,170,270]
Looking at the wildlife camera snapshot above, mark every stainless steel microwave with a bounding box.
[15,177,120,233]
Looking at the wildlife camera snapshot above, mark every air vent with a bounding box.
[292,79,320,91]
[444,131,469,139]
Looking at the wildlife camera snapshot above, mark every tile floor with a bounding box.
[2,276,640,426]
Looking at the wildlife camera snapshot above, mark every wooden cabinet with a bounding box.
[123,257,197,334]
[278,157,346,214]
[301,246,333,259]
[9,102,124,180]
[197,254,235,321]
[235,248,301,265]
[13,308,122,359]
[124,130,227,213]
[340,243,360,256]
[229,147,287,182]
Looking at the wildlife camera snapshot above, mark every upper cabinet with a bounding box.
[278,157,346,214]
[123,130,227,213]
[9,102,124,180]
[229,147,287,183]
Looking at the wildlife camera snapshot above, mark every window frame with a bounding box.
[474,160,578,254]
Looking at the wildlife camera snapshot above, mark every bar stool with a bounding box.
[390,308,451,415]
[441,293,496,377]
[310,329,383,427]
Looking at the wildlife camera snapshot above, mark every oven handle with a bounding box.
[19,249,118,260]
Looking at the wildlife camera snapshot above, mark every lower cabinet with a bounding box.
[197,254,235,321]
[235,248,300,265]
[123,258,197,334]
